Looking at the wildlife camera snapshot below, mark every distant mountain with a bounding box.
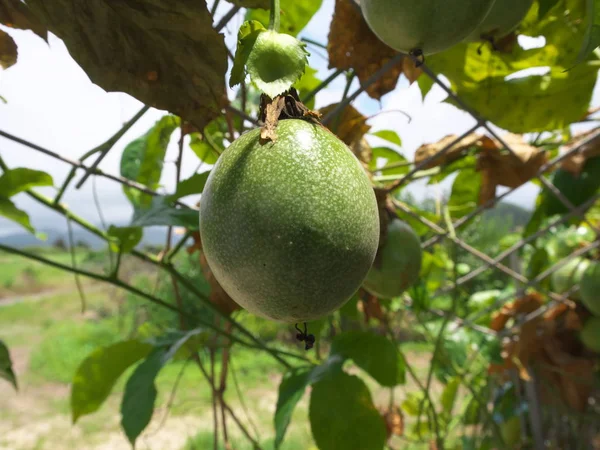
[482,201,532,229]
[0,226,174,250]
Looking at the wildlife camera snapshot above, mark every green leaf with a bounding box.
[0,197,35,233]
[428,155,477,184]
[189,134,219,165]
[120,115,180,207]
[371,130,402,147]
[273,355,344,449]
[0,339,17,390]
[26,0,226,129]
[274,368,312,449]
[230,20,267,88]
[71,339,153,423]
[402,392,428,416]
[448,168,482,219]
[293,66,321,110]
[246,30,309,98]
[132,195,199,230]
[309,371,386,450]
[120,331,194,445]
[440,376,461,416]
[538,0,560,19]
[575,0,600,65]
[418,75,435,100]
[107,225,143,253]
[330,331,405,387]
[170,171,210,201]
[0,168,53,197]
[246,0,323,36]
[369,147,409,176]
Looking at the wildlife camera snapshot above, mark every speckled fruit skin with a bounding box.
[363,219,422,299]
[580,316,600,353]
[581,262,600,316]
[359,0,496,55]
[199,119,380,323]
[551,257,591,301]
[464,0,534,42]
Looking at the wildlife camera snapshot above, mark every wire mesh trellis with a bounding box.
[1,14,600,450]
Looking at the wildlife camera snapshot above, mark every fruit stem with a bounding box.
[269,0,280,32]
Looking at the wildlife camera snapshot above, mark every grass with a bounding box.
[184,430,316,450]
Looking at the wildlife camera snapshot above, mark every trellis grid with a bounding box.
[1,7,600,449]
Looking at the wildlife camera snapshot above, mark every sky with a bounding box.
[0,0,597,238]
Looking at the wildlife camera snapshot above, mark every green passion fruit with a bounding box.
[464,0,534,42]
[199,119,380,323]
[581,261,600,316]
[551,257,591,300]
[359,0,496,55]
[363,218,422,299]
[580,316,600,353]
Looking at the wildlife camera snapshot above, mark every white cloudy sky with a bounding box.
[0,0,598,238]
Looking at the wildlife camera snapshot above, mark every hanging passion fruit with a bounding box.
[200,119,380,323]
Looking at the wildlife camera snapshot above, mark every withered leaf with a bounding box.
[260,96,286,143]
[489,292,544,332]
[26,0,228,130]
[0,0,47,41]
[0,29,17,69]
[327,0,418,99]
[559,129,600,177]
[381,405,404,440]
[477,134,548,204]
[190,231,241,317]
[414,133,483,170]
[319,102,371,146]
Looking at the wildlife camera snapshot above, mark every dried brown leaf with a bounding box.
[27,0,227,130]
[477,134,548,204]
[560,130,600,176]
[350,137,373,166]
[489,292,544,332]
[260,96,286,143]
[319,103,371,146]
[188,231,240,317]
[327,0,411,99]
[381,405,404,440]
[0,0,47,41]
[0,29,16,69]
[414,133,483,170]
[542,337,595,411]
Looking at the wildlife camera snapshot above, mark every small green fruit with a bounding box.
[551,257,590,300]
[359,0,496,55]
[363,219,422,299]
[580,316,600,352]
[581,262,600,316]
[200,119,380,323]
[464,0,534,42]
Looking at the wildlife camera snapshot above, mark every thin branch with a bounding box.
[229,356,262,443]
[215,5,241,32]
[66,217,87,313]
[75,105,150,189]
[210,348,219,450]
[301,68,345,104]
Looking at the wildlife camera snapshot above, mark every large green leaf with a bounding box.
[131,195,199,230]
[309,371,386,450]
[274,368,312,449]
[106,226,143,253]
[0,168,53,197]
[27,0,227,129]
[120,115,180,207]
[225,0,269,8]
[369,147,409,176]
[330,331,405,387]
[170,171,211,200]
[0,197,35,233]
[71,340,153,423]
[575,0,600,64]
[120,332,195,445]
[0,339,17,390]
[273,356,344,449]
[440,376,461,417]
[230,20,267,88]
[425,0,597,133]
[448,168,482,219]
[246,0,323,36]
